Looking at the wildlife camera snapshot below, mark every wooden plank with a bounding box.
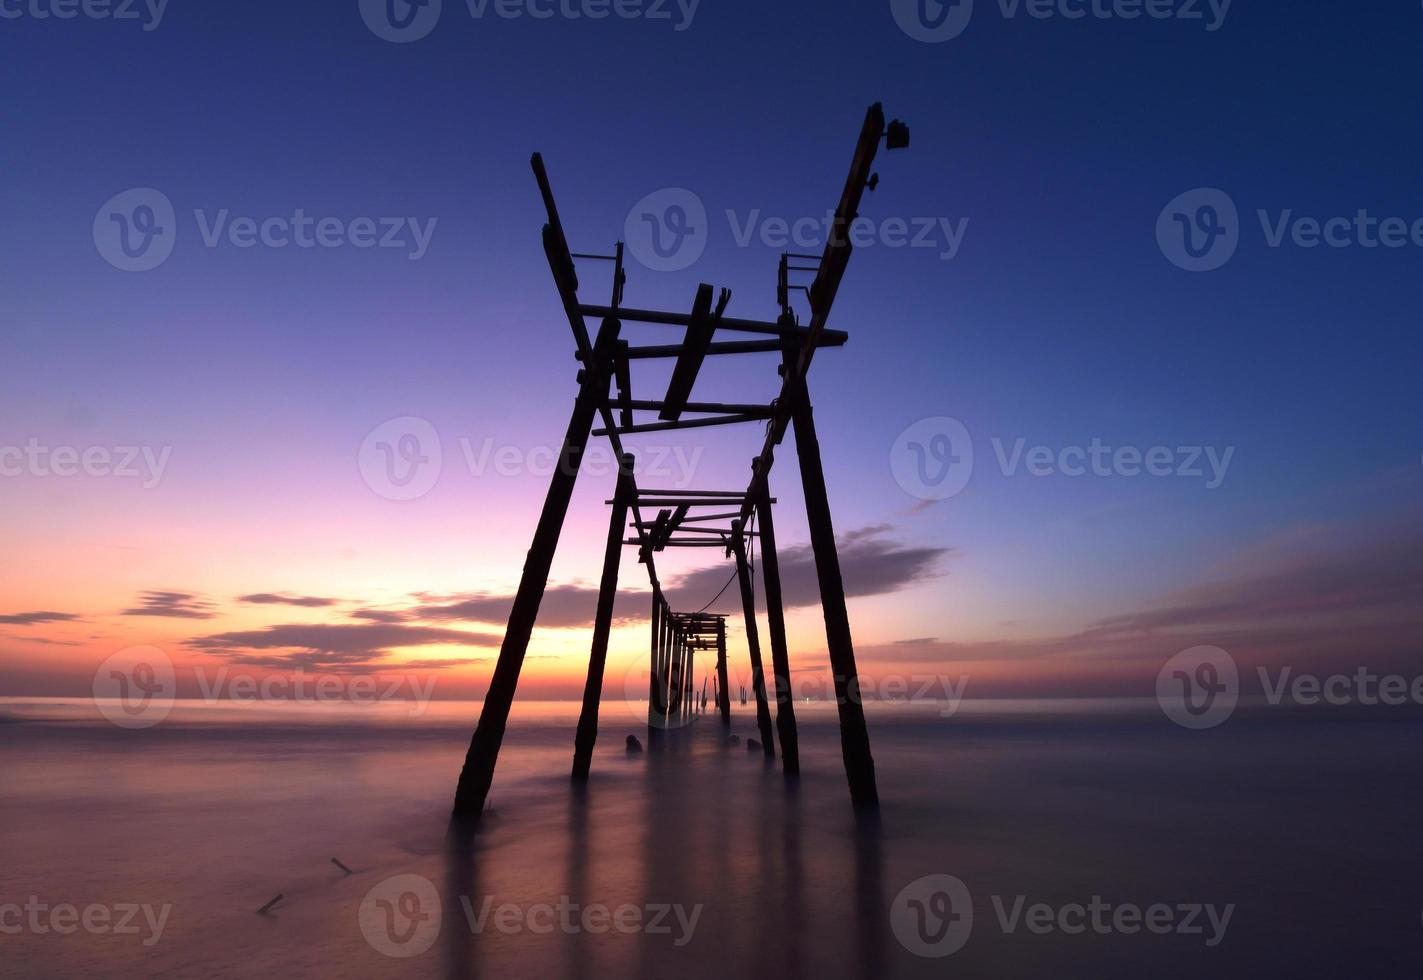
[593,412,765,438]
[659,285,719,422]
[579,303,850,341]
[591,335,847,361]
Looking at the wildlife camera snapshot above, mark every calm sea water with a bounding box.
[2,697,1421,978]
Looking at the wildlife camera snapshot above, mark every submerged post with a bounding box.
[659,599,673,726]
[754,482,800,774]
[731,519,776,757]
[716,617,731,726]
[781,350,877,805]
[572,453,636,780]
[684,646,695,725]
[668,618,683,725]
[451,317,621,820]
[648,593,662,737]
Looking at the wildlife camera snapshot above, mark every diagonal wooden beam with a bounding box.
[659,284,721,422]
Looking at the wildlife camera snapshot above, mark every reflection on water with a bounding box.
[3,699,1422,978]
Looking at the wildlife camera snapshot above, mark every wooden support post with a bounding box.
[648,593,663,735]
[572,454,635,780]
[715,618,731,726]
[451,318,620,820]
[668,620,683,725]
[781,353,878,806]
[731,520,776,757]
[754,484,800,775]
[684,646,694,724]
[660,601,673,725]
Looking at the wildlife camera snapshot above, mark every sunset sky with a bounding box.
[4,1,1421,702]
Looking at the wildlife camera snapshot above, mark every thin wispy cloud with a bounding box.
[862,515,1423,689]
[122,591,216,619]
[669,524,951,614]
[405,584,643,629]
[188,622,499,671]
[0,611,78,626]
[237,593,341,608]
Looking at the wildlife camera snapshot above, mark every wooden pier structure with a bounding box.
[452,104,911,819]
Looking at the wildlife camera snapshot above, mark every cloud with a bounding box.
[238,593,340,608]
[858,514,1423,690]
[122,591,215,619]
[350,608,410,623]
[0,611,78,625]
[406,584,646,629]
[0,633,82,646]
[667,524,951,613]
[188,622,499,672]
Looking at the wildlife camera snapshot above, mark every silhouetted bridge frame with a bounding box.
[451,104,910,820]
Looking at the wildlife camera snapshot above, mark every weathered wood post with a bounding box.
[780,348,877,805]
[660,600,673,726]
[684,646,695,724]
[730,519,776,757]
[572,453,636,780]
[753,480,800,775]
[715,617,731,726]
[667,617,683,725]
[451,317,621,820]
[648,592,662,737]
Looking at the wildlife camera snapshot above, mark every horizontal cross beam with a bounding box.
[578,304,850,341]
[580,335,847,361]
